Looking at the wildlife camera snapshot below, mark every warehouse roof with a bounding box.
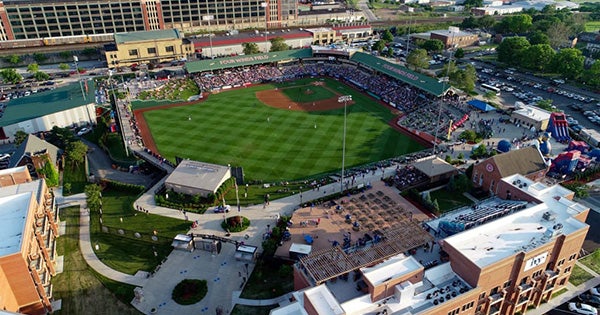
[0,80,95,127]
[115,29,182,44]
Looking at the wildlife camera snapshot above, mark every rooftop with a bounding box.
[412,156,456,178]
[430,29,475,38]
[165,159,230,193]
[9,134,60,168]
[443,174,589,268]
[304,285,344,315]
[361,254,421,286]
[0,80,96,128]
[513,105,552,121]
[185,49,313,73]
[114,29,182,44]
[0,192,33,256]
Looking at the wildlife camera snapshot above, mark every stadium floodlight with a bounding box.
[262,2,268,53]
[338,95,352,193]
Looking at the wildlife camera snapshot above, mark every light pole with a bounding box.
[338,95,352,193]
[73,56,86,101]
[202,14,214,58]
[261,1,269,53]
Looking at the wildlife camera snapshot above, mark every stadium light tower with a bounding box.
[338,95,352,193]
[202,14,214,58]
[262,1,269,53]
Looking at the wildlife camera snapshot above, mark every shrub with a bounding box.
[172,279,207,305]
[221,216,250,233]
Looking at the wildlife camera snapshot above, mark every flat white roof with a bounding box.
[444,174,589,268]
[0,192,33,256]
[0,165,27,176]
[430,29,474,38]
[290,243,312,255]
[269,302,309,315]
[304,284,344,315]
[237,245,257,254]
[165,160,230,193]
[361,254,421,286]
[513,105,551,122]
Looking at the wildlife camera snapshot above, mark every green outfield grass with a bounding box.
[144,77,426,181]
[280,84,336,103]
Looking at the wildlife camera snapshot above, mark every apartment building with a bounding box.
[282,173,589,315]
[0,0,298,40]
[0,166,59,315]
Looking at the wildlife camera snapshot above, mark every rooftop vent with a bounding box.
[542,211,556,221]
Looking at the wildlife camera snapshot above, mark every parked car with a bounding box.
[213,205,231,213]
[578,293,600,307]
[568,302,598,315]
[77,127,91,136]
[590,287,600,298]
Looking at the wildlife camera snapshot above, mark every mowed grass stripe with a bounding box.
[144,79,425,181]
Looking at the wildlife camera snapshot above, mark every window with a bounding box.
[479,292,486,300]
[503,280,512,288]
[448,308,460,315]
[147,47,157,54]
[564,266,572,274]
[532,270,543,278]
[165,46,174,53]
[128,49,138,56]
[557,259,565,266]
[520,276,528,285]
[569,253,578,261]
[490,286,499,295]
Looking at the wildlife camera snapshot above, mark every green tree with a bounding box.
[0,68,23,84]
[421,39,445,53]
[269,37,289,52]
[497,37,530,64]
[583,60,600,89]
[242,42,260,55]
[63,182,72,195]
[33,71,50,81]
[65,140,88,167]
[483,91,497,101]
[478,15,496,32]
[14,130,28,146]
[550,48,584,79]
[528,31,550,45]
[372,40,387,53]
[59,63,71,71]
[4,54,21,65]
[382,29,394,42]
[536,99,553,111]
[547,22,571,48]
[37,159,59,187]
[32,53,48,63]
[406,49,430,70]
[27,63,39,73]
[463,0,483,9]
[59,51,72,60]
[521,44,555,71]
[496,14,533,34]
[459,129,478,142]
[453,48,464,59]
[461,16,479,29]
[449,64,477,93]
[85,184,102,212]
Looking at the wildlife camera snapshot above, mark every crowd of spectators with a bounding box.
[390,165,429,191]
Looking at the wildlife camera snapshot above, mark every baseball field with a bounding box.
[139,77,426,181]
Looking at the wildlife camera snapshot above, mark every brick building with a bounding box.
[280,173,589,315]
[0,167,60,314]
[471,146,548,194]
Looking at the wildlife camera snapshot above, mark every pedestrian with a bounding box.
[267,116,270,123]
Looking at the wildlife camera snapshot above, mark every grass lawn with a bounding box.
[580,249,600,274]
[569,264,594,286]
[551,288,568,299]
[89,189,190,274]
[52,206,139,315]
[62,160,87,195]
[223,182,307,206]
[104,133,138,162]
[586,21,600,32]
[428,188,473,212]
[240,259,294,299]
[144,77,424,181]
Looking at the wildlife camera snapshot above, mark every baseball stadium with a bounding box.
[134,48,451,181]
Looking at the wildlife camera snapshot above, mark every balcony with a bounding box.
[517,296,529,306]
[43,283,53,299]
[29,255,42,271]
[519,283,533,293]
[489,293,504,305]
[544,283,555,292]
[489,305,501,315]
[545,270,559,280]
